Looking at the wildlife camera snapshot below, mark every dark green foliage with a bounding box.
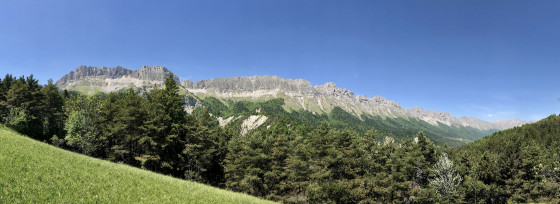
[138,74,191,177]
[41,79,65,140]
[185,107,229,186]
[3,72,558,203]
[224,120,447,203]
[56,74,229,186]
[196,96,493,147]
[0,75,64,141]
[455,114,560,203]
[100,89,148,164]
[199,97,229,117]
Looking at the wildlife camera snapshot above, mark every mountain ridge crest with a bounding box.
[55,66,528,130]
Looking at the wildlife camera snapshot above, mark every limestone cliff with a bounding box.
[56,65,178,94]
[182,76,528,130]
[55,66,528,131]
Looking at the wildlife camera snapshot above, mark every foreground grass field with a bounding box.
[0,126,275,203]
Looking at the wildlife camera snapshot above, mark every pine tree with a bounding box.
[41,79,65,141]
[2,75,46,139]
[0,74,14,119]
[224,132,270,197]
[184,108,223,184]
[264,131,291,201]
[103,89,147,165]
[285,134,311,203]
[138,74,189,177]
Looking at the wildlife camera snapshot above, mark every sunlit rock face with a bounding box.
[56,66,529,131]
[56,65,178,94]
[182,76,529,130]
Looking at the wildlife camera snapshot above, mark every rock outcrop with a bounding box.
[56,65,178,94]
[240,115,268,135]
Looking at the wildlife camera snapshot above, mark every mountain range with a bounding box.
[56,65,179,95]
[55,65,528,137]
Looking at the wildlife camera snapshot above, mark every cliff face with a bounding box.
[55,66,528,131]
[182,76,315,95]
[56,65,178,94]
[56,66,128,85]
[131,65,178,82]
[182,76,528,130]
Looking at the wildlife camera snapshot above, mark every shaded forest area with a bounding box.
[1,73,558,203]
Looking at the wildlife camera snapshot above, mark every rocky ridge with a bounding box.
[55,66,528,131]
[56,65,179,93]
[182,76,528,130]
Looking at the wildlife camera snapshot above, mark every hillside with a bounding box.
[454,114,560,203]
[191,96,494,146]
[0,125,274,204]
[2,72,557,203]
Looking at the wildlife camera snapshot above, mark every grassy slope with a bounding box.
[0,126,275,204]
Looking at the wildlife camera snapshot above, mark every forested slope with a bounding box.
[192,95,495,147]
[455,114,560,203]
[2,73,558,203]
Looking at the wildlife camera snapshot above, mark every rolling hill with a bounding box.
[0,125,274,204]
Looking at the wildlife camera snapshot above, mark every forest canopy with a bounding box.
[1,73,558,203]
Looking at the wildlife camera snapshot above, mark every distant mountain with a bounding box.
[56,66,528,133]
[182,75,528,131]
[56,65,178,95]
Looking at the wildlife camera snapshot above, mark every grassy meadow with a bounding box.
[0,125,275,204]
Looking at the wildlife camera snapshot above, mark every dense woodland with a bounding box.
[193,96,494,147]
[1,73,559,203]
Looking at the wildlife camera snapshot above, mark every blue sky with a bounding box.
[0,0,559,121]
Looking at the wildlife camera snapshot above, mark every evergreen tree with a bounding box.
[183,108,223,184]
[102,89,148,165]
[285,134,312,203]
[0,74,14,119]
[1,75,45,139]
[430,153,462,203]
[138,74,190,177]
[41,79,65,141]
[264,132,290,201]
[225,132,271,197]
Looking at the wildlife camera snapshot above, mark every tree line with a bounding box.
[0,73,558,203]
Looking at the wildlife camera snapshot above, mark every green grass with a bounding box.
[0,126,275,204]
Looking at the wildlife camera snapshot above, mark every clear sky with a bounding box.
[1,0,559,122]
